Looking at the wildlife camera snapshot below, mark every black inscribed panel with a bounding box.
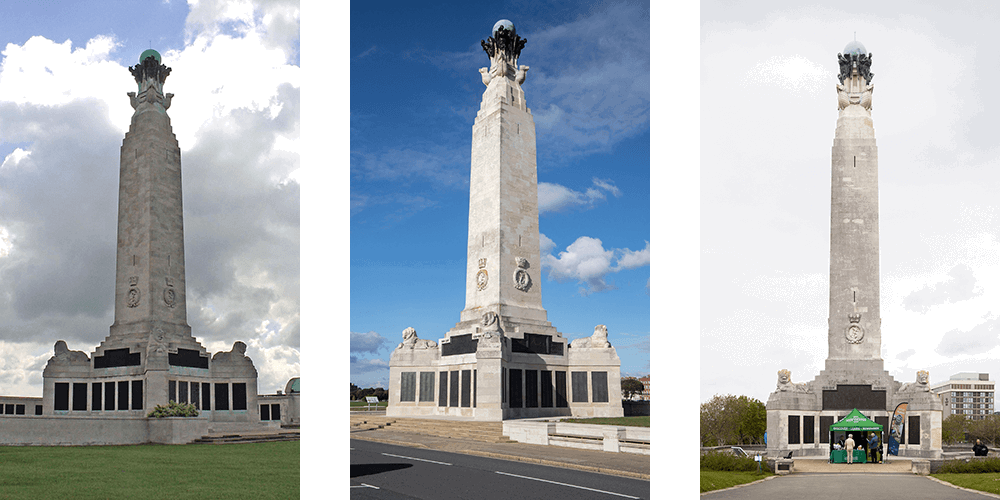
[502,368,506,404]
[15,404,24,415]
[822,385,886,410]
[73,383,87,411]
[4,404,13,415]
[591,372,609,403]
[55,383,70,411]
[272,404,281,420]
[461,370,472,408]
[192,383,200,410]
[449,371,459,407]
[556,371,568,408]
[788,415,800,444]
[92,382,102,411]
[571,372,588,403]
[261,404,270,421]
[169,380,177,402]
[132,380,143,410]
[168,348,209,369]
[804,415,815,444]
[541,371,553,408]
[473,370,477,408]
[512,333,554,355]
[105,381,115,411]
[202,383,211,411]
[400,372,416,402]
[550,342,564,356]
[908,416,921,444]
[510,369,523,408]
[875,416,889,433]
[179,381,188,404]
[525,370,538,408]
[402,371,421,403]
[35,405,42,415]
[820,416,834,443]
[438,371,448,407]
[233,383,247,411]
[215,383,229,410]
[118,381,128,410]
[442,334,478,356]
[93,348,140,368]
[419,372,435,402]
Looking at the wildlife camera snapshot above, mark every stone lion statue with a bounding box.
[776,369,811,393]
[900,370,931,393]
[570,325,612,349]
[212,341,250,364]
[51,340,89,363]
[397,327,437,350]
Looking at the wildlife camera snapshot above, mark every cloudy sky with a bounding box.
[349,1,652,388]
[0,0,300,396]
[702,1,1000,404]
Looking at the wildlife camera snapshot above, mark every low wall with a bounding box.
[622,400,649,416]
[503,420,650,454]
[0,416,213,445]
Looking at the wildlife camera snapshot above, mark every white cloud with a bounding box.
[351,331,389,354]
[542,236,650,294]
[743,55,828,95]
[538,178,622,214]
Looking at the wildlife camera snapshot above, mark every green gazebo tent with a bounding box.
[829,409,883,463]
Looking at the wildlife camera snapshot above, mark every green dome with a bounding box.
[139,49,161,63]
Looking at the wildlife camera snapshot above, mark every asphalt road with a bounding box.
[350,438,650,500]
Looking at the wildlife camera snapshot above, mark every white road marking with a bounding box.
[381,453,453,466]
[349,483,380,489]
[495,471,642,499]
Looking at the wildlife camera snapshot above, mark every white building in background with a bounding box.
[930,373,994,420]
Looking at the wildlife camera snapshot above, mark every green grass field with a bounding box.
[700,470,772,493]
[933,473,1000,494]
[0,441,299,499]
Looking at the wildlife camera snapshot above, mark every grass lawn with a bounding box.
[933,473,1000,494]
[0,441,298,499]
[701,470,772,493]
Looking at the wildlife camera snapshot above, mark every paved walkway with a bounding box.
[791,457,911,473]
[349,426,650,479]
[704,473,998,499]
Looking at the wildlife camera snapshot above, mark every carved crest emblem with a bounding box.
[846,324,864,344]
[127,276,141,308]
[513,257,531,291]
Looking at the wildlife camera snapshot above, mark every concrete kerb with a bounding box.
[701,476,778,496]
[350,433,430,449]
[925,476,1000,499]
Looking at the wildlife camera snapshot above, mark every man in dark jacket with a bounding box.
[868,433,880,463]
[974,439,989,457]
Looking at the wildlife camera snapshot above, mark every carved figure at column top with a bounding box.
[397,327,438,350]
[127,50,174,112]
[51,340,90,363]
[776,369,812,393]
[835,42,875,111]
[212,341,251,364]
[899,370,931,392]
[481,21,528,74]
[570,325,612,349]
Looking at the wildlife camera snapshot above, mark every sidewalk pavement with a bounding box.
[791,457,911,473]
[349,426,650,480]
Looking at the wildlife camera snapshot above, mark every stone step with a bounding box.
[350,417,511,443]
[193,432,300,444]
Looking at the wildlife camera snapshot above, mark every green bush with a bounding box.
[701,451,769,472]
[147,400,199,418]
[937,457,1000,474]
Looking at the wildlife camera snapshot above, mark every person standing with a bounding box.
[974,439,989,457]
[869,433,879,463]
[845,433,856,464]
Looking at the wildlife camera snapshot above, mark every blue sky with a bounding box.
[349,1,652,388]
[0,0,300,395]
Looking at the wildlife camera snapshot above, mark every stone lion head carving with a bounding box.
[54,340,69,356]
[778,369,791,385]
[402,327,417,341]
[917,370,929,385]
[593,325,608,341]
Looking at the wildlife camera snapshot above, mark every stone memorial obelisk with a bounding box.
[387,20,623,420]
[765,41,942,459]
[40,50,259,425]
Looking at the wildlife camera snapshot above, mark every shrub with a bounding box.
[701,451,768,472]
[937,457,1000,474]
[147,400,199,418]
